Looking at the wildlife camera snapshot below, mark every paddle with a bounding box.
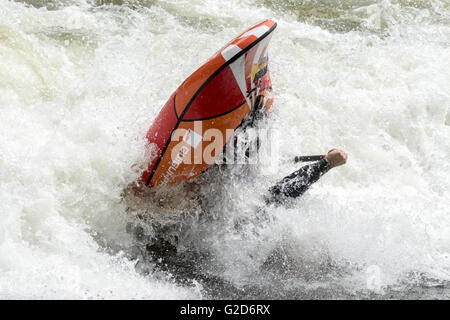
[293,155,325,163]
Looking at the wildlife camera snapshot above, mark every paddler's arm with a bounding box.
[264,149,347,205]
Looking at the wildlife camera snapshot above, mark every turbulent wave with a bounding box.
[0,0,449,299]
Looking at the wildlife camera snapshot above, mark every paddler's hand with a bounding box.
[324,149,347,168]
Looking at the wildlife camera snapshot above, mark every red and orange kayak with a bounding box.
[141,19,277,188]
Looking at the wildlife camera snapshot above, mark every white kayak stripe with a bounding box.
[238,25,270,40]
[221,25,270,61]
[221,44,241,61]
[229,54,251,109]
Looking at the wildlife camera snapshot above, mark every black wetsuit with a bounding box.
[264,158,331,205]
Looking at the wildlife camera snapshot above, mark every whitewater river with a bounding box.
[0,0,449,299]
